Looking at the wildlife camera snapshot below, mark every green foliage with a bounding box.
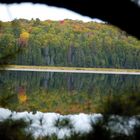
[0,119,33,140]
[0,19,140,68]
[98,93,140,116]
[133,124,140,140]
[54,117,73,129]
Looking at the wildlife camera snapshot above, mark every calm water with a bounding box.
[0,71,140,114]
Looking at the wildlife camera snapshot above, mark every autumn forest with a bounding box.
[0,19,140,68]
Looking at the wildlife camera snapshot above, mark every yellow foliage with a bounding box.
[18,94,27,103]
[19,31,30,46]
[20,31,29,41]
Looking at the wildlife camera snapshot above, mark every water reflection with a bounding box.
[17,86,27,104]
[0,71,140,114]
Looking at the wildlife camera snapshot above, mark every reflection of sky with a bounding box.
[0,3,104,22]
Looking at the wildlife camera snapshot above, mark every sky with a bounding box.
[0,3,104,23]
[131,0,140,6]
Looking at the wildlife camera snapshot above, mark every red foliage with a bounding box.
[60,20,65,24]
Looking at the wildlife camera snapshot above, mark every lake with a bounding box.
[0,71,140,114]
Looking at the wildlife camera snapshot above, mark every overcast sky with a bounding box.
[0,3,103,23]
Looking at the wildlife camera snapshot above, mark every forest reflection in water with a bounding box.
[0,71,140,114]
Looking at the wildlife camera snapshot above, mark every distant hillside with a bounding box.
[0,19,140,68]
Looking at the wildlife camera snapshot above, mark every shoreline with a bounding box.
[0,65,140,75]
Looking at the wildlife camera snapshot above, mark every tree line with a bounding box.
[0,19,140,68]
